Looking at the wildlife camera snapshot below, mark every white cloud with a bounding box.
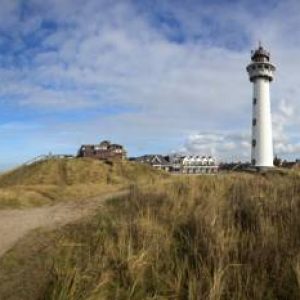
[1,0,300,167]
[181,98,300,161]
[180,131,250,162]
[273,99,300,157]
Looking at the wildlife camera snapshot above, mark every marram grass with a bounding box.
[43,172,300,300]
[0,158,165,208]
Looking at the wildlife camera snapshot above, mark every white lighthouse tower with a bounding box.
[246,44,276,168]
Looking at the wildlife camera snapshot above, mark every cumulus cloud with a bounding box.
[1,0,300,169]
[181,98,300,162]
[273,99,300,157]
[180,131,250,162]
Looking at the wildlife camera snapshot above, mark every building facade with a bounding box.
[78,140,126,161]
[134,155,171,171]
[134,154,218,174]
[182,156,218,174]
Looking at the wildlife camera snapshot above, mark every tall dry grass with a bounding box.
[43,171,300,299]
[0,158,164,208]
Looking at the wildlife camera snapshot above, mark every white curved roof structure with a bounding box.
[181,155,216,166]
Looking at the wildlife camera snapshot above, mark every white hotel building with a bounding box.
[181,155,218,174]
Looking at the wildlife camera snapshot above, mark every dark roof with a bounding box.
[135,155,170,165]
[99,140,111,146]
[251,45,270,61]
[151,155,169,165]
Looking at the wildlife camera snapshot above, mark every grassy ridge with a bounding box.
[39,172,300,299]
[0,158,164,208]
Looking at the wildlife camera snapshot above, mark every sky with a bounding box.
[1,0,300,170]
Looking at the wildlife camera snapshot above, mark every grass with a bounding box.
[0,158,165,209]
[2,171,299,299]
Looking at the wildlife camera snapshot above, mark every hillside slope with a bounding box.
[1,172,300,299]
[0,158,165,208]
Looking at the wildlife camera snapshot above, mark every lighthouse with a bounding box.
[246,44,276,168]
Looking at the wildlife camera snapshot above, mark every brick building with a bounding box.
[77,140,126,161]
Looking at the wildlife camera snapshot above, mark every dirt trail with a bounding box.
[0,190,127,257]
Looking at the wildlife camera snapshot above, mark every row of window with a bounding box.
[250,64,271,71]
[253,57,269,62]
[183,161,215,166]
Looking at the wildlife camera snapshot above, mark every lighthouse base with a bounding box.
[254,166,274,172]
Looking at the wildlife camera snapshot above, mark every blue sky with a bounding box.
[0,0,300,170]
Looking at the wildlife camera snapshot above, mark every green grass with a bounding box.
[2,171,298,299]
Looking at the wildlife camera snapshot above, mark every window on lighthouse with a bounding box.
[252,118,257,126]
[252,139,256,147]
[253,98,257,105]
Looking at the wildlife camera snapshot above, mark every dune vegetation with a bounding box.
[0,158,165,209]
[1,161,300,299]
[41,171,300,300]
[1,171,299,299]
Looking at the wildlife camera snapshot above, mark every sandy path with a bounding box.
[0,190,127,257]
